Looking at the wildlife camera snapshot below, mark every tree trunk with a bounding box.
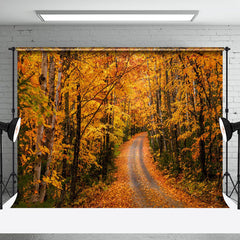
[32,52,48,203]
[58,74,70,207]
[155,65,167,152]
[147,61,157,148]
[70,83,81,202]
[39,56,62,203]
[165,70,173,156]
[199,97,207,180]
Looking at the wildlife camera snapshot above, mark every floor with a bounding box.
[0,234,239,240]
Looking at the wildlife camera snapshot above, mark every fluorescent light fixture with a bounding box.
[36,10,198,22]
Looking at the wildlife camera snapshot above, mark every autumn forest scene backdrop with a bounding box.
[14,48,227,208]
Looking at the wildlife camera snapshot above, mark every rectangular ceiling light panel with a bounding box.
[36,11,198,22]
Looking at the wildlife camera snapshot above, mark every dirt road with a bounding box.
[128,133,184,207]
[95,132,223,208]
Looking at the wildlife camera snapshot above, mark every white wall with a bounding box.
[0,24,239,197]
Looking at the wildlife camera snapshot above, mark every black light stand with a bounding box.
[0,118,21,209]
[0,129,9,209]
[0,129,2,209]
[229,130,240,209]
[220,117,240,209]
[222,47,237,197]
[238,130,240,209]
[3,47,18,199]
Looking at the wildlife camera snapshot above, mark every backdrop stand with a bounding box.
[0,129,2,209]
[3,47,18,198]
[238,129,240,209]
[0,129,10,209]
[3,46,230,207]
[222,46,237,198]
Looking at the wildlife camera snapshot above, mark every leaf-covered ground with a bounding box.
[82,132,227,208]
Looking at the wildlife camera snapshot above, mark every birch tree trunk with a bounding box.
[58,56,71,207]
[39,57,62,203]
[32,52,48,203]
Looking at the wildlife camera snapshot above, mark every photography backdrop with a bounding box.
[14,47,226,208]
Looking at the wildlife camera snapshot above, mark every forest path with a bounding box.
[128,133,184,208]
[95,132,212,208]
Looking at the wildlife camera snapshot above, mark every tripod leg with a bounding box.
[2,181,11,197]
[223,172,237,197]
[3,172,17,197]
[238,130,240,209]
[226,141,229,195]
[230,182,238,197]
[0,131,2,209]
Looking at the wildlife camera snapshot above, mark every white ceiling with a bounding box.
[1,0,240,25]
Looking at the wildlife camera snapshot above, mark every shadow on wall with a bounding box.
[0,235,240,240]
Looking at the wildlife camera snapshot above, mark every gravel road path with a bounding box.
[128,133,184,208]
